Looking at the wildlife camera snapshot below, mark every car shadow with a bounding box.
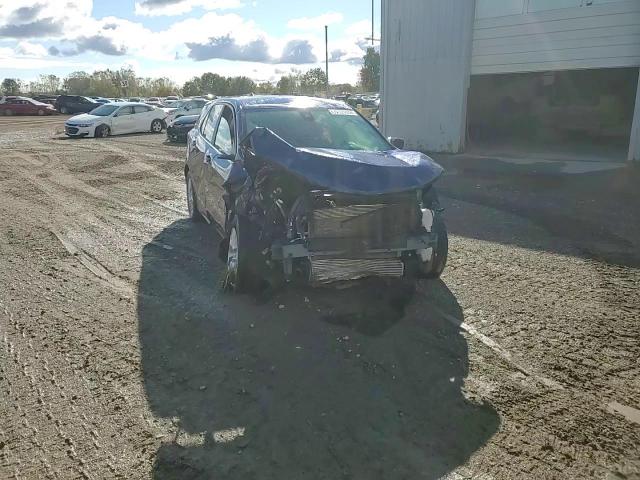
[138,219,499,479]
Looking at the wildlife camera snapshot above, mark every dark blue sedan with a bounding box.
[185,96,447,292]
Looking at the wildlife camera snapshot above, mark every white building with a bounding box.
[381,0,640,162]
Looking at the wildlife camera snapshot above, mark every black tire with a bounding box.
[186,174,204,223]
[420,218,448,279]
[37,109,44,116]
[224,216,259,294]
[95,125,110,138]
[150,119,163,133]
[60,106,68,114]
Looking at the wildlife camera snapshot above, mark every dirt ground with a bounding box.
[0,115,638,480]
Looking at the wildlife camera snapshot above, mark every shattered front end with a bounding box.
[271,191,438,285]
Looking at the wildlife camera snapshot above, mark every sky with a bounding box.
[0,0,381,86]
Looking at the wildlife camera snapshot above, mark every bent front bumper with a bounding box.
[273,233,435,284]
[64,124,94,137]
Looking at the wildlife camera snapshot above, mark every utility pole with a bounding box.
[325,25,329,97]
[372,0,374,46]
[366,0,380,44]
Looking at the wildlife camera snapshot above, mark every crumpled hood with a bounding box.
[66,113,102,124]
[247,127,444,195]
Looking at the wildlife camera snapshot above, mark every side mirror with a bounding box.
[389,137,405,149]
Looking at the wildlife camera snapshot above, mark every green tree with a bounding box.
[1,78,22,95]
[200,73,230,96]
[228,76,255,95]
[182,77,202,97]
[255,81,276,94]
[359,48,380,92]
[63,71,91,95]
[39,74,60,93]
[300,68,327,95]
[277,74,299,95]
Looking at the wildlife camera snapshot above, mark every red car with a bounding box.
[1,97,57,116]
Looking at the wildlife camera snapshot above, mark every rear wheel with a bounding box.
[95,125,110,138]
[37,109,44,116]
[150,119,163,133]
[60,106,68,114]
[186,175,204,222]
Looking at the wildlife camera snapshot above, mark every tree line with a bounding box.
[2,48,380,98]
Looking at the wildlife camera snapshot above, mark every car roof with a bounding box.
[103,102,154,107]
[220,95,351,111]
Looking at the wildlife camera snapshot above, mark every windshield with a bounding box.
[89,104,119,116]
[245,107,390,151]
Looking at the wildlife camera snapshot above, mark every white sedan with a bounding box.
[64,102,167,138]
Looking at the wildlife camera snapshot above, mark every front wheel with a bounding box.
[150,119,163,133]
[224,216,259,293]
[95,125,110,138]
[417,218,448,279]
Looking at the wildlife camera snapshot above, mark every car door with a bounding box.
[202,104,237,227]
[111,106,135,134]
[132,105,151,133]
[188,104,222,214]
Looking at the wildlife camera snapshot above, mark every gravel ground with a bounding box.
[0,116,638,480]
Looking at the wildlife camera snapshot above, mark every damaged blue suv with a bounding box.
[185,96,447,292]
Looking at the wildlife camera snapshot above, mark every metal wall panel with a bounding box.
[381,0,476,152]
[630,69,640,161]
[472,0,640,74]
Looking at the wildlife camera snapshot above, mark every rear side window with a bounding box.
[214,107,235,155]
[202,105,223,143]
[117,106,134,116]
[134,105,151,113]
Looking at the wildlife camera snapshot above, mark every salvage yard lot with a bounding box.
[1,115,638,479]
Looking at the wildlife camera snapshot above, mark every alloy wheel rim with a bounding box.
[187,179,194,215]
[153,121,162,132]
[227,228,239,276]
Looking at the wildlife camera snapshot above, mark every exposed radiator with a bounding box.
[310,258,405,284]
[309,203,418,251]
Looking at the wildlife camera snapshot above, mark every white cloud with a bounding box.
[134,0,242,17]
[0,1,369,84]
[287,12,343,31]
[14,41,48,57]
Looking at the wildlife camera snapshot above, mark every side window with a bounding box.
[198,105,212,131]
[203,105,223,143]
[214,107,235,155]
[117,106,134,116]
[133,105,150,114]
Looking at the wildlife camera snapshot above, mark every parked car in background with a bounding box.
[0,95,26,104]
[185,96,447,292]
[90,97,112,104]
[32,95,59,106]
[64,102,167,138]
[166,98,208,125]
[128,97,142,102]
[145,98,164,107]
[55,95,102,114]
[165,95,180,102]
[1,97,56,116]
[166,114,198,143]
